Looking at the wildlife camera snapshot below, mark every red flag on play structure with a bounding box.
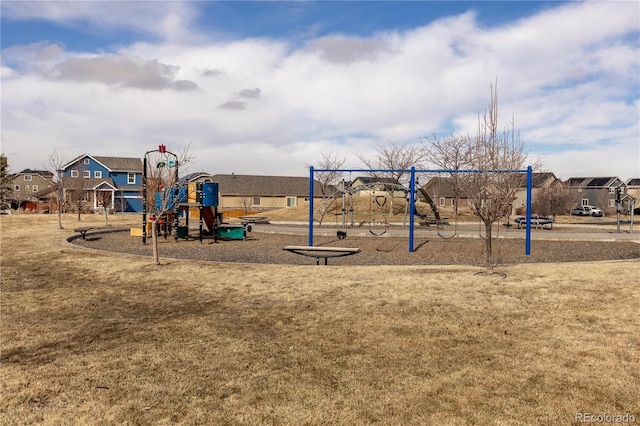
[159,144,166,153]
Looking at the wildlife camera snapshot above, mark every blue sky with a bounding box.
[1,1,639,180]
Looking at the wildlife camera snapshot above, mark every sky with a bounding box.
[1,0,639,181]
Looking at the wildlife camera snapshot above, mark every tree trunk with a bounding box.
[152,221,160,265]
[485,222,494,272]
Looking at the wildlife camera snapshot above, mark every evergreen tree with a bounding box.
[0,154,13,211]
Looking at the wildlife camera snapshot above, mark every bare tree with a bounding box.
[458,82,530,273]
[358,141,424,215]
[47,150,66,229]
[358,141,424,185]
[95,189,112,226]
[64,161,90,221]
[309,151,345,225]
[420,133,472,216]
[532,183,575,218]
[145,146,193,265]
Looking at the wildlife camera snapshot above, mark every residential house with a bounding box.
[421,176,471,213]
[210,174,325,213]
[349,176,407,197]
[8,169,55,212]
[566,176,627,213]
[60,154,143,213]
[512,172,563,215]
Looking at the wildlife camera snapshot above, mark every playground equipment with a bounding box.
[283,245,361,265]
[514,216,554,230]
[142,145,180,244]
[307,166,535,254]
[141,146,250,244]
[180,181,250,242]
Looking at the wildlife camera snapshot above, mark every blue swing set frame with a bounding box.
[308,165,534,255]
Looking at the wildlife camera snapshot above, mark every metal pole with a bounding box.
[308,166,314,247]
[409,166,416,253]
[142,156,147,244]
[616,187,621,234]
[525,165,532,255]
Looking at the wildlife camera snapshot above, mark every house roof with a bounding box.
[94,156,143,171]
[422,177,459,198]
[62,154,142,172]
[352,176,399,186]
[626,178,640,187]
[567,177,623,188]
[211,174,324,197]
[14,169,54,178]
[515,172,558,188]
[179,172,214,183]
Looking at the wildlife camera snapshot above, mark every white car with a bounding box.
[570,205,604,217]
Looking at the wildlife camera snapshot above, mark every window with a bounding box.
[609,187,615,194]
[84,158,90,165]
[14,185,20,191]
[24,175,32,181]
[127,173,135,184]
[71,170,79,178]
[253,197,261,206]
[439,197,445,207]
[609,199,616,208]
[94,171,102,178]
[32,185,38,192]
[581,199,589,206]
[286,196,297,207]
[24,185,29,191]
[83,171,90,178]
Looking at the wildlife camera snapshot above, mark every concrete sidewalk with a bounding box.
[252,222,640,243]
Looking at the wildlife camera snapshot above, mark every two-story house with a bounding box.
[8,169,56,212]
[60,154,143,213]
[566,176,628,213]
[512,172,563,215]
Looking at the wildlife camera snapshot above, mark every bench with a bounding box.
[514,216,554,230]
[74,227,94,239]
[283,246,361,265]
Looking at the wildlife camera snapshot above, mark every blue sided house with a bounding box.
[60,154,143,213]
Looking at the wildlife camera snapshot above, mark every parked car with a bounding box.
[570,205,604,217]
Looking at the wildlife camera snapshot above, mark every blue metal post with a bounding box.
[525,165,532,255]
[409,166,416,252]
[308,166,314,247]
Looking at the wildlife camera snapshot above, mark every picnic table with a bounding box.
[283,245,361,265]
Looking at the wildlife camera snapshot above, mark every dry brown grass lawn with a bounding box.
[1,214,639,425]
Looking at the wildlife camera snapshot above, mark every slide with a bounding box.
[201,206,217,233]
[416,187,441,222]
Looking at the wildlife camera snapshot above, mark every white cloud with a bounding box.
[1,1,638,181]
[1,1,201,43]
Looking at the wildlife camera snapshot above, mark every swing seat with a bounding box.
[283,246,361,265]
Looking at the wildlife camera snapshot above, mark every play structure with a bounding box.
[140,146,250,244]
[306,166,535,254]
